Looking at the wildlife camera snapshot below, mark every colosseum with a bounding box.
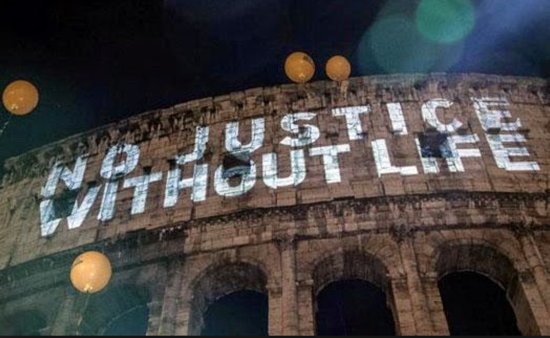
[0,73,549,335]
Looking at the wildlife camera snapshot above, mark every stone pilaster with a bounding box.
[49,288,80,335]
[158,258,185,335]
[297,279,315,336]
[420,272,450,335]
[391,224,447,335]
[512,270,550,335]
[145,262,169,335]
[511,223,550,335]
[266,283,283,335]
[388,276,417,335]
[512,223,550,312]
[277,236,299,336]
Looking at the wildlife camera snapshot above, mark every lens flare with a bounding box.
[359,15,440,74]
[415,0,475,44]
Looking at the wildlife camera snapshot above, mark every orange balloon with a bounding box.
[70,251,112,294]
[2,80,39,116]
[284,52,315,83]
[325,55,351,81]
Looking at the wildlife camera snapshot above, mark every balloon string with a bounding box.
[339,80,349,98]
[76,293,91,335]
[0,116,12,138]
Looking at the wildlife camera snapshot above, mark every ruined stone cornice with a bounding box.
[0,189,548,294]
[183,190,549,228]
[0,228,184,300]
[2,219,547,302]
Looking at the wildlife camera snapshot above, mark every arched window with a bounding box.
[78,285,150,336]
[188,262,268,336]
[439,271,521,335]
[435,244,540,335]
[201,290,268,336]
[316,279,395,336]
[311,251,396,336]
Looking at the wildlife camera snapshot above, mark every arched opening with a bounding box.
[200,290,268,336]
[78,285,150,336]
[315,279,395,336]
[0,310,47,335]
[188,262,268,336]
[439,271,521,335]
[311,250,396,335]
[435,244,541,335]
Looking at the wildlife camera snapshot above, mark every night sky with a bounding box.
[0,0,549,171]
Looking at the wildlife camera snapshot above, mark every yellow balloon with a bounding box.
[2,80,39,116]
[284,52,315,83]
[70,251,112,294]
[325,55,351,81]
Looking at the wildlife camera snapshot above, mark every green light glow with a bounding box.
[415,0,475,44]
[362,15,440,74]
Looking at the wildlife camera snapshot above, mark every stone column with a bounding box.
[297,279,315,335]
[278,236,299,336]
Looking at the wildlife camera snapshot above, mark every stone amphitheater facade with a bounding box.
[0,73,549,335]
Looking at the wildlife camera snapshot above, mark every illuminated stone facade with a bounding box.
[0,73,549,335]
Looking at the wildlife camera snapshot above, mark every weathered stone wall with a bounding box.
[0,73,549,335]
